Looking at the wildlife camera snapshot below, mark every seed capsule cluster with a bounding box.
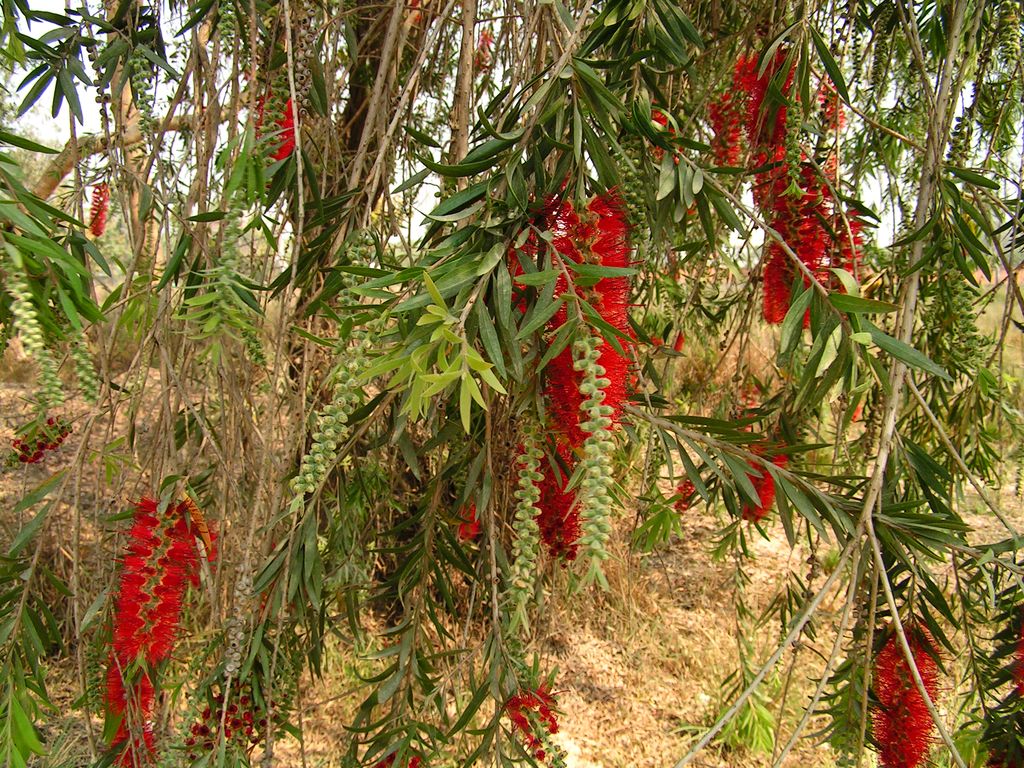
[998,2,1021,65]
[573,333,616,586]
[507,430,544,629]
[291,1,320,111]
[129,54,156,127]
[869,6,894,97]
[616,139,651,241]
[6,263,64,408]
[224,569,254,678]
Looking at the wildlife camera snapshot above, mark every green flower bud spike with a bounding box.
[507,426,544,632]
[6,260,64,409]
[290,330,374,497]
[72,332,100,404]
[573,333,615,590]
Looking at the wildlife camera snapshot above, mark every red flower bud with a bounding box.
[89,183,110,237]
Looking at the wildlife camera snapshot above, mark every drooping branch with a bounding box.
[30,116,192,202]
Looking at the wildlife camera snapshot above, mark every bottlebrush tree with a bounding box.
[0,0,1022,767]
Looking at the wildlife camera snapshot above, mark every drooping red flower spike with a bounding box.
[534,191,633,561]
[741,449,788,523]
[504,685,560,763]
[872,625,940,768]
[734,51,792,149]
[724,46,857,326]
[1013,615,1024,697]
[457,504,481,542]
[273,99,296,161]
[475,27,494,71]
[106,497,213,765]
[90,183,110,237]
[762,244,792,325]
[536,444,582,560]
[708,93,744,166]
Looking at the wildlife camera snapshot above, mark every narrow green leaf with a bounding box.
[828,294,898,314]
[810,26,849,103]
[515,296,563,340]
[864,321,951,380]
[0,130,57,153]
[948,166,999,190]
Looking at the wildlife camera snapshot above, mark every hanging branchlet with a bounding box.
[289,332,372,496]
[5,259,64,409]
[179,214,264,356]
[507,425,544,631]
[869,6,895,97]
[572,332,616,588]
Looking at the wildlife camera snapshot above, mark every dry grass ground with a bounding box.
[5,292,1024,768]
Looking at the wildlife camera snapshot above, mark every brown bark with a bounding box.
[449,0,477,184]
[30,117,191,202]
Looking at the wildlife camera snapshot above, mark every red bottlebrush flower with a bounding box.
[732,47,849,326]
[273,99,296,161]
[835,212,864,278]
[872,626,940,768]
[106,497,213,764]
[90,183,110,237]
[1014,618,1024,697]
[475,27,494,70]
[505,685,560,758]
[536,444,581,561]
[534,191,633,559]
[651,108,678,162]
[584,192,632,422]
[819,81,846,136]
[762,244,792,325]
[734,51,792,149]
[741,451,788,522]
[105,662,156,765]
[374,755,422,768]
[457,504,481,541]
[672,332,685,352]
[544,342,588,452]
[708,94,744,166]
[674,479,696,513]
